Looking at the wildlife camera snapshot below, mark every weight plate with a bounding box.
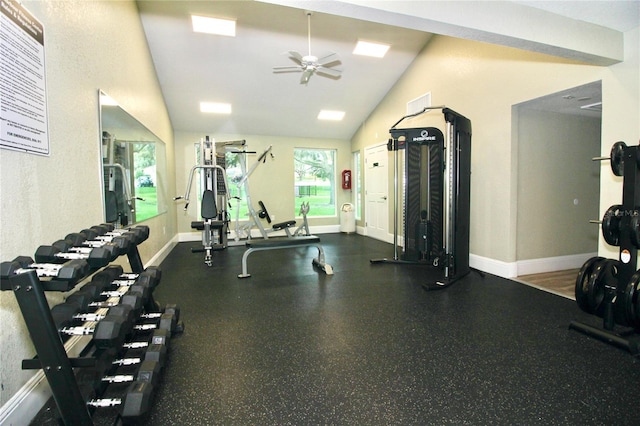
[587,259,618,317]
[575,256,605,314]
[622,271,640,328]
[602,205,623,246]
[610,141,626,177]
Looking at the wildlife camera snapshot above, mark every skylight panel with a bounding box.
[200,102,232,114]
[318,110,345,121]
[353,40,390,58]
[191,15,236,37]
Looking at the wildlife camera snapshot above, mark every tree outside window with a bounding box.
[294,148,336,217]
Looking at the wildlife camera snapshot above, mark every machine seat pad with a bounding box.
[272,220,296,231]
[191,221,225,231]
[201,190,217,220]
[246,236,320,249]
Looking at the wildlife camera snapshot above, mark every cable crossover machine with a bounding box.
[371,106,472,290]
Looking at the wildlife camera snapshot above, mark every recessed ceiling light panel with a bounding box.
[192,15,236,37]
[318,110,345,121]
[353,40,390,58]
[200,102,232,114]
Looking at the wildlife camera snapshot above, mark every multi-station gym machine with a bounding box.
[102,131,140,226]
[571,140,640,355]
[175,136,234,266]
[372,106,472,290]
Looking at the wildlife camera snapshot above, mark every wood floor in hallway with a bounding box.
[517,269,579,299]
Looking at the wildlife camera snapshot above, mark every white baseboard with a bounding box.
[147,235,179,266]
[470,254,519,278]
[469,252,597,278]
[0,370,50,426]
[515,252,596,276]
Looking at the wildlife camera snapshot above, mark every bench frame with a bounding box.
[237,236,333,278]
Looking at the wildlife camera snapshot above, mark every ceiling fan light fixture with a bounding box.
[353,40,390,58]
[200,102,232,114]
[191,15,236,37]
[318,110,345,121]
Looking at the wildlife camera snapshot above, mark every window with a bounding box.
[353,151,361,220]
[132,142,157,222]
[224,150,249,222]
[294,148,336,217]
[193,143,249,222]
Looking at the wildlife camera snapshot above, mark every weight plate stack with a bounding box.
[575,256,605,314]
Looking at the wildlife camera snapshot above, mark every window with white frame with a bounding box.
[294,148,336,217]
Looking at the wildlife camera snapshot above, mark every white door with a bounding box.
[365,143,389,242]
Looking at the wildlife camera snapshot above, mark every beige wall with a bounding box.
[352,29,639,265]
[516,108,601,260]
[174,131,352,237]
[0,0,175,407]
[0,0,637,416]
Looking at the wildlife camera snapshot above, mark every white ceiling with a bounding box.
[136,1,639,140]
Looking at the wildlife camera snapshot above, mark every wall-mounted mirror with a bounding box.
[99,90,167,226]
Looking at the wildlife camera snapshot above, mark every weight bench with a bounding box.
[237,235,334,278]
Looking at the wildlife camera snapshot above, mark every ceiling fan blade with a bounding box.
[300,69,313,84]
[316,66,342,77]
[287,50,303,62]
[317,53,339,66]
[273,66,303,73]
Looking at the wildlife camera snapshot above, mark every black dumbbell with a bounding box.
[1,256,89,280]
[69,231,129,257]
[101,359,163,387]
[89,226,145,246]
[50,266,127,328]
[87,381,156,422]
[112,344,168,370]
[70,230,133,255]
[123,328,170,351]
[86,329,171,382]
[35,243,111,268]
[60,309,135,349]
[87,343,166,384]
[62,307,176,348]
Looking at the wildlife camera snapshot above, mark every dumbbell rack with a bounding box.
[0,225,168,425]
[570,141,640,355]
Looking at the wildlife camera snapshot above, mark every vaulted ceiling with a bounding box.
[136,0,639,140]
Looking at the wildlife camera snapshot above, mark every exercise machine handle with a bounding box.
[178,164,230,211]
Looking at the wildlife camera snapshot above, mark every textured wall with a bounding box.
[0,0,175,407]
[351,30,639,263]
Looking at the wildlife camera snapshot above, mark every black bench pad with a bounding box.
[272,220,296,231]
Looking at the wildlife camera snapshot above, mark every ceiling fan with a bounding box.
[272,11,342,85]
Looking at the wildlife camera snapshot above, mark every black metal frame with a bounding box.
[570,143,640,355]
[0,231,147,425]
[371,107,472,288]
